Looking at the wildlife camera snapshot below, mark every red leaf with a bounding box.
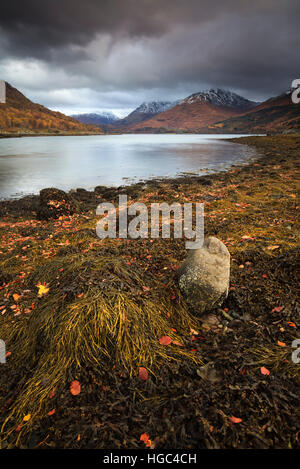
[49,388,57,399]
[70,380,81,395]
[139,367,149,381]
[260,366,270,376]
[230,416,242,423]
[140,433,152,447]
[159,336,172,345]
[140,433,150,443]
[272,306,283,313]
[48,409,55,416]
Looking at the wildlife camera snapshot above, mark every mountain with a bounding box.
[71,111,119,126]
[0,82,103,135]
[126,89,258,133]
[206,90,300,133]
[108,101,177,130]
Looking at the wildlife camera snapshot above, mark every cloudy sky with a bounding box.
[0,0,299,117]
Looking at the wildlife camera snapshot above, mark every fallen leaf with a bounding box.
[138,367,149,381]
[159,336,172,345]
[140,433,152,447]
[49,388,57,399]
[277,341,286,347]
[23,414,31,422]
[230,416,242,424]
[272,306,283,313]
[267,245,280,250]
[13,293,20,302]
[288,322,296,328]
[36,282,49,297]
[48,409,55,416]
[70,380,81,395]
[260,366,270,376]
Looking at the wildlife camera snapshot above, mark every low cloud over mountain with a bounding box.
[0,1,299,113]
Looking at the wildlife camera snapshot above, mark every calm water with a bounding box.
[0,134,258,199]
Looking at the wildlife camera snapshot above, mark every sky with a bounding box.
[0,0,299,117]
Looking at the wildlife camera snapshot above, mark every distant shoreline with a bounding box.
[0,131,276,139]
[0,132,103,139]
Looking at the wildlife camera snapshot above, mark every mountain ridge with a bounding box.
[0,82,103,135]
[126,89,258,133]
[71,111,119,126]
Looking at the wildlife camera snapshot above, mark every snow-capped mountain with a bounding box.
[126,89,259,133]
[110,101,178,128]
[134,101,178,115]
[180,89,257,110]
[71,111,119,126]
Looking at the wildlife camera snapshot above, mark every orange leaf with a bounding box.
[277,341,286,347]
[23,414,31,422]
[230,416,242,424]
[48,409,55,416]
[140,433,150,443]
[172,340,184,347]
[260,366,270,376]
[138,367,149,381]
[13,293,20,302]
[288,322,296,328]
[70,380,81,395]
[140,433,152,447]
[159,336,172,345]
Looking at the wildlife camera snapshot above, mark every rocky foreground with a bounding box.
[0,135,299,449]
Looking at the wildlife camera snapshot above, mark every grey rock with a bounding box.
[178,236,230,316]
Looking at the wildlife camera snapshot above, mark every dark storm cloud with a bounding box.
[0,0,299,111]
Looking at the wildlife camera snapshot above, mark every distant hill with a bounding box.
[71,111,119,126]
[0,82,103,135]
[107,101,177,130]
[126,89,258,133]
[206,91,300,134]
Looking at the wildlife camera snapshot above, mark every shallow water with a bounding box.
[0,134,258,199]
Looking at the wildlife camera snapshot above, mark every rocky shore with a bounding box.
[0,135,299,449]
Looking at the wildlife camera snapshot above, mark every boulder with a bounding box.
[178,236,230,316]
[37,188,79,220]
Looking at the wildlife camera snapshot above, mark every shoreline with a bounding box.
[0,131,269,140]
